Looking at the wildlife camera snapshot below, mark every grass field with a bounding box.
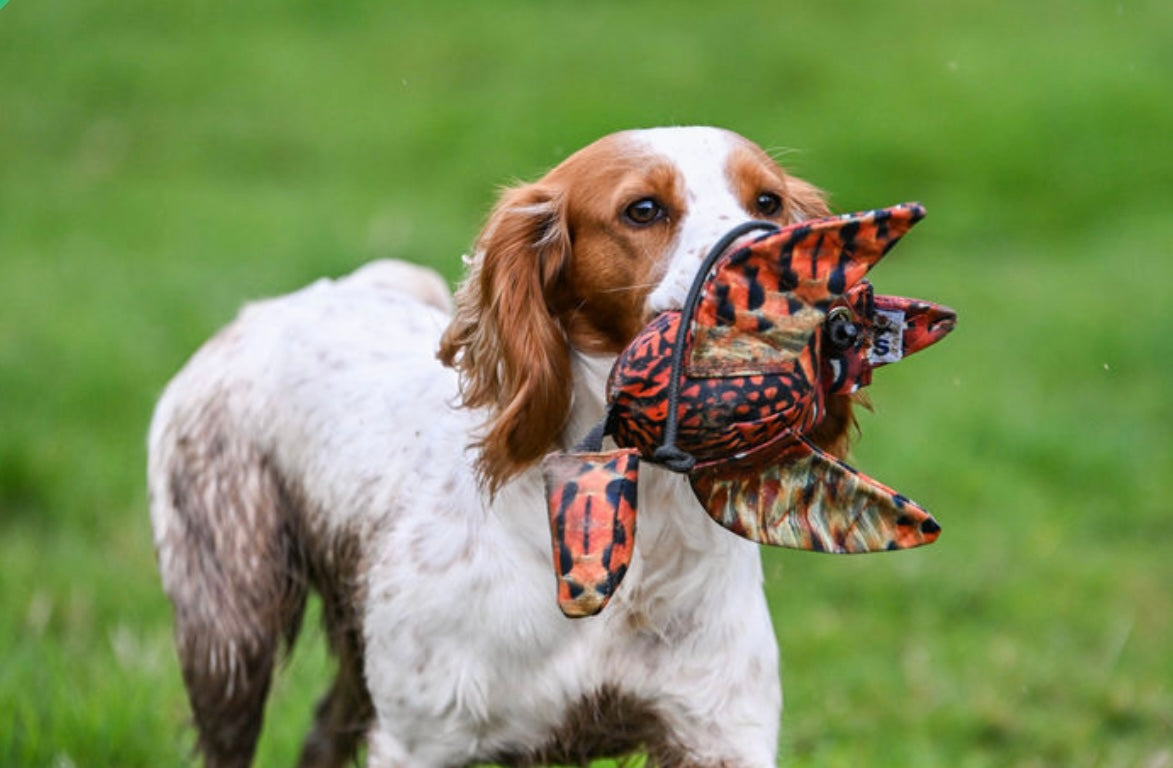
[2,0,1171,765]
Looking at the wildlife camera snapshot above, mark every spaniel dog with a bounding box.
[149,126,846,767]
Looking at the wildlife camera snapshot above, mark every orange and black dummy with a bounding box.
[542,203,957,617]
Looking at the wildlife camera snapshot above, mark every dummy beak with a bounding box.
[825,283,957,395]
[870,294,957,365]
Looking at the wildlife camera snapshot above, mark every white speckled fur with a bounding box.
[150,127,794,767]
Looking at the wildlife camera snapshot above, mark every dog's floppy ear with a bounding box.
[439,182,573,493]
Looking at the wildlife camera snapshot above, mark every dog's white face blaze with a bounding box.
[148,127,824,767]
[635,127,760,313]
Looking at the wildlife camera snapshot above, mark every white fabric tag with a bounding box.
[869,308,905,364]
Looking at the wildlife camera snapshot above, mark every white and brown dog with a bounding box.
[149,127,851,767]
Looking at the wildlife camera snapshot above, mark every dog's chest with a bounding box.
[351,469,727,761]
[358,516,639,757]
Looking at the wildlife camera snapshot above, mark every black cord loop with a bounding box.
[651,220,781,472]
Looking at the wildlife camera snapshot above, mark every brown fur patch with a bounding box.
[484,685,741,768]
[807,391,869,459]
[487,686,681,767]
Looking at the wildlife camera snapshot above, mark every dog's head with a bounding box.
[439,127,842,491]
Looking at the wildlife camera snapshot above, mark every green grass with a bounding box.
[2,0,1171,765]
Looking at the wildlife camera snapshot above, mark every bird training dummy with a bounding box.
[543,203,957,617]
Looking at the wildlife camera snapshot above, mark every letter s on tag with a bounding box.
[869,309,905,364]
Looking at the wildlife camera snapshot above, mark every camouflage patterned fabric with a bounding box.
[542,203,956,617]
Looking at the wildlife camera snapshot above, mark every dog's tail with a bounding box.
[148,381,309,766]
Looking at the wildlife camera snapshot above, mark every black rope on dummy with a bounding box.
[652,220,781,472]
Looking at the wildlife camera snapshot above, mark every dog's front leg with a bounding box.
[643,586,782,767]
[609,472,783,766]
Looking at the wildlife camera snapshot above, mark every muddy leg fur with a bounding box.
[151,390,375,768]
[150,397,308,767]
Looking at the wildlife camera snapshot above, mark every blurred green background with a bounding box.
[2,0,1170,765]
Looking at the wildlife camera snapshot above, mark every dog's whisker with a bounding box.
[764,145,801,162]
[597,281,661,295]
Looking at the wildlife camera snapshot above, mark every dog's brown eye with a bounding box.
[755,192,783,217]
[623,198,666,226]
